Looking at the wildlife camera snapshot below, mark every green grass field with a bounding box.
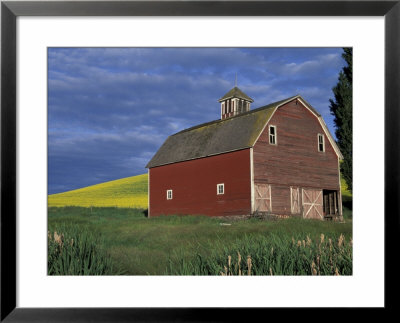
[48,174,352,275]
[48,207,352,275]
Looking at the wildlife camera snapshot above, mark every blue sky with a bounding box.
[48,47,346,194]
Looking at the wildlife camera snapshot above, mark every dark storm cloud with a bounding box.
[48,47,345,194]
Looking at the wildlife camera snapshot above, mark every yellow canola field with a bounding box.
[48,173,148,208]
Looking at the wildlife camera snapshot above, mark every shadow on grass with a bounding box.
[343,199,352,210]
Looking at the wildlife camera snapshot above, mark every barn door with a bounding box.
[255,184,272,212]
[323,190,338,216]
[290,187,300,214]
[302,188,323,219]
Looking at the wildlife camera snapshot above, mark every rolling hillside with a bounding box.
[48,174,148,208]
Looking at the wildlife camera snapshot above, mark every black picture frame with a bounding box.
[1,1,398,321]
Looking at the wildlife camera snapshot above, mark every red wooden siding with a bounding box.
[149,149,251,217]
[253,99,340,216]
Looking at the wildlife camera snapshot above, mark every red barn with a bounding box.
[146,87,343,220]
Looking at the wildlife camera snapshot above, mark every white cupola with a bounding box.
[218,85,254,120]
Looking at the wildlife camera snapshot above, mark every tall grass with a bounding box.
[48,224,118,275]
[49,207,352,275]
[166,233,352,275]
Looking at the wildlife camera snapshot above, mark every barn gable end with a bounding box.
[252,97,342,218]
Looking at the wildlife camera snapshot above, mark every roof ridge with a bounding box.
[173,95,299,136]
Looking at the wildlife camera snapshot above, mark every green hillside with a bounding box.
[48,173,148,208]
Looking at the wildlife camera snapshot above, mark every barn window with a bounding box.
[166,189,173,200]
[318,134,325,152]
[217,183,224,195]
[269,125,277,145]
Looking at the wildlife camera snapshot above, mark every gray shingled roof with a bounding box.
[218,86,254,102]
[146,96,298,168]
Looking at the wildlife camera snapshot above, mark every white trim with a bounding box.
[166,189,173,200]
[218,96,254,104]
[148,169,150,217]
[250,148,254,213]
[338,158,343,216]
[217,183,224,195]
[269,184,272,211]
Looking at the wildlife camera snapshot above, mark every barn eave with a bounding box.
[146,146,252,169]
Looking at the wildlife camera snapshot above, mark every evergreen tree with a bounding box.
[329,48,352,191]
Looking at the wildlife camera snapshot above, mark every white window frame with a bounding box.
[318,133,325,152]
[166,189,173,200]
[269,125,277,145]
[217,183,224,195]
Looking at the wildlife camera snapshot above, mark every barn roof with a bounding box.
[146,95,299,168]
[146,95,343,168]
[218,86,254,102]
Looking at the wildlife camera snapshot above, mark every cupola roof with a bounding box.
[218,86,254,103]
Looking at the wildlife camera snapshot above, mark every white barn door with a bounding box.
[255,184,272,212]
[290,187,300,214]
[302,188,323,219]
